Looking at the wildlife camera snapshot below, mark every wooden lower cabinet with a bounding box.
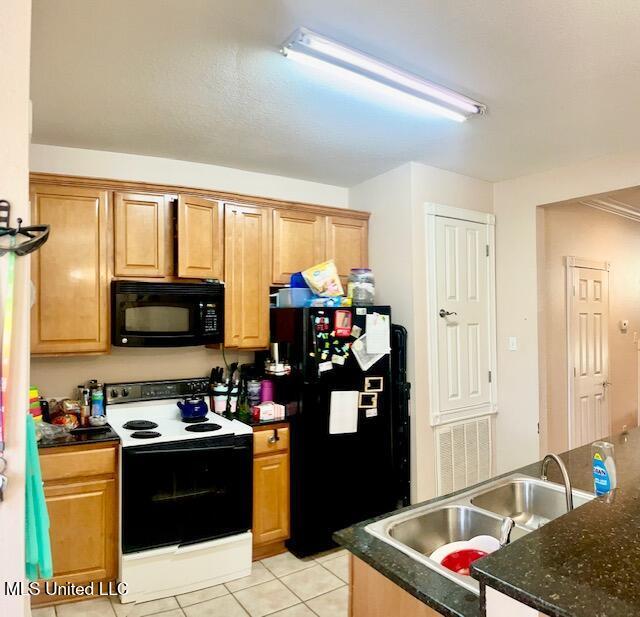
[33,442,118,607]
[252,425,290,559]
[350,556,442,617]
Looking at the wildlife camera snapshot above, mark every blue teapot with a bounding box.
[177,397,208,422]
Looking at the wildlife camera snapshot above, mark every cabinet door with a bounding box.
[31,184,109,355]
[44,477,117,585]
[114,192,172,278]
[253,452,290,546]
[224,204,271,349]
[272,209,325,284]
[177,195,224,279]
[326,216,369,280]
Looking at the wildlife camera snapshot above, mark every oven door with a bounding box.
[121,435,252,554]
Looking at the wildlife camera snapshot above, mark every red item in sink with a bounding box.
[441,549,488,576]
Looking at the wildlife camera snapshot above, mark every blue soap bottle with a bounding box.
[592,441,617,496]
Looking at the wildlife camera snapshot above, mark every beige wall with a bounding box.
[494,151,640,473]
[540,203,640,452]
[350,161,494,501]
[0,1,31,615]
[31,347,252,400]
[30,144,349,208]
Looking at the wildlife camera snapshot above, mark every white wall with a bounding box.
[0,1,31,615]
[494,152,640,473]
[30,144,349,208]
[350,161,493,501]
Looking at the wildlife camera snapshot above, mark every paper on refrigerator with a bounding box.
[352,333,385,371]
[365,313,391,354]
[329,390,359,434]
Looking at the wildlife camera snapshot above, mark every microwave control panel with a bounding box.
[202,303,220,334]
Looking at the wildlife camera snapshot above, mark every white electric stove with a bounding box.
[106,378,253,605]
[108,398,252,447]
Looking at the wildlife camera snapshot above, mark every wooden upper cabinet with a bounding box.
[177,195,224,279]
[224,203,271,349]
[31,184,110,355]
[114,192,173,278]
[272,209,326,284]
[326,215,369,280]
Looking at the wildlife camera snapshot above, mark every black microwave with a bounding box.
[111,281,224,347]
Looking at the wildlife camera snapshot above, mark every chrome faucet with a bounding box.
[541,453,574,511]
[499,516,515,547]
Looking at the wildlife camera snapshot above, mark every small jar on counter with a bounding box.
[347,268,375,306]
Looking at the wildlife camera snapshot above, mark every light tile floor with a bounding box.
[33,550,349,617]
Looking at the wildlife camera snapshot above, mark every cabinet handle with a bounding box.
[268,429,280,444]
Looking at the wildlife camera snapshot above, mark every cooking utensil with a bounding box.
[177,397,208,422]
[225,362,239,415]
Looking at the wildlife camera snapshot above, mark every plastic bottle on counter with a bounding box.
[89,383,107,426]
[592,440,617,496]
[78,385,91,427]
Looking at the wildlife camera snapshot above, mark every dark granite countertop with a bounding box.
[472,429,640,617]
[335,500,484,617]
[335,428,639,617]
[247,416,291,428]
[38,424,120,449]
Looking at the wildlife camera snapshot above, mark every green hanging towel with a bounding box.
[25,414,52,580]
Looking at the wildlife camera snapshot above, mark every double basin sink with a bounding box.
[365,474,593,594]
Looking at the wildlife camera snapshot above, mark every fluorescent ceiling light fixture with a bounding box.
[280,28,486,122]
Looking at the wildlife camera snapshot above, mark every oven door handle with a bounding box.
[128,444,235,456]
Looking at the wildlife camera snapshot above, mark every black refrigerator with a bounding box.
[267,306,410,557]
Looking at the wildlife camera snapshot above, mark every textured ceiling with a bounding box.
[30,0,640,187]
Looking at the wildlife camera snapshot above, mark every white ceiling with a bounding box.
[30,0,640,187]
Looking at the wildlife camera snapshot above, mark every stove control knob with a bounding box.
[110,389,119,398]
[121,388,130,397]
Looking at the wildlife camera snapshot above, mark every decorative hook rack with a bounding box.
[0,200,50,256]
[0,199,50,501]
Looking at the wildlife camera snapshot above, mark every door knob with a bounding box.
[602,381,612,388]
[439,309,457,318]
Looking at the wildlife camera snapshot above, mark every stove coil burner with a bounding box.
[181,416,208,424]
[130,430,161,439]
[123,420,159,431]
[184,423,222,433]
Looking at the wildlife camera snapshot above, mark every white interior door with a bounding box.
[434,216,493,420]
[568,260,610,447]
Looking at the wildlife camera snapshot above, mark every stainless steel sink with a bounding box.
[389,505,520,558]
[470,477,593,530]
[365,473,594,595]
